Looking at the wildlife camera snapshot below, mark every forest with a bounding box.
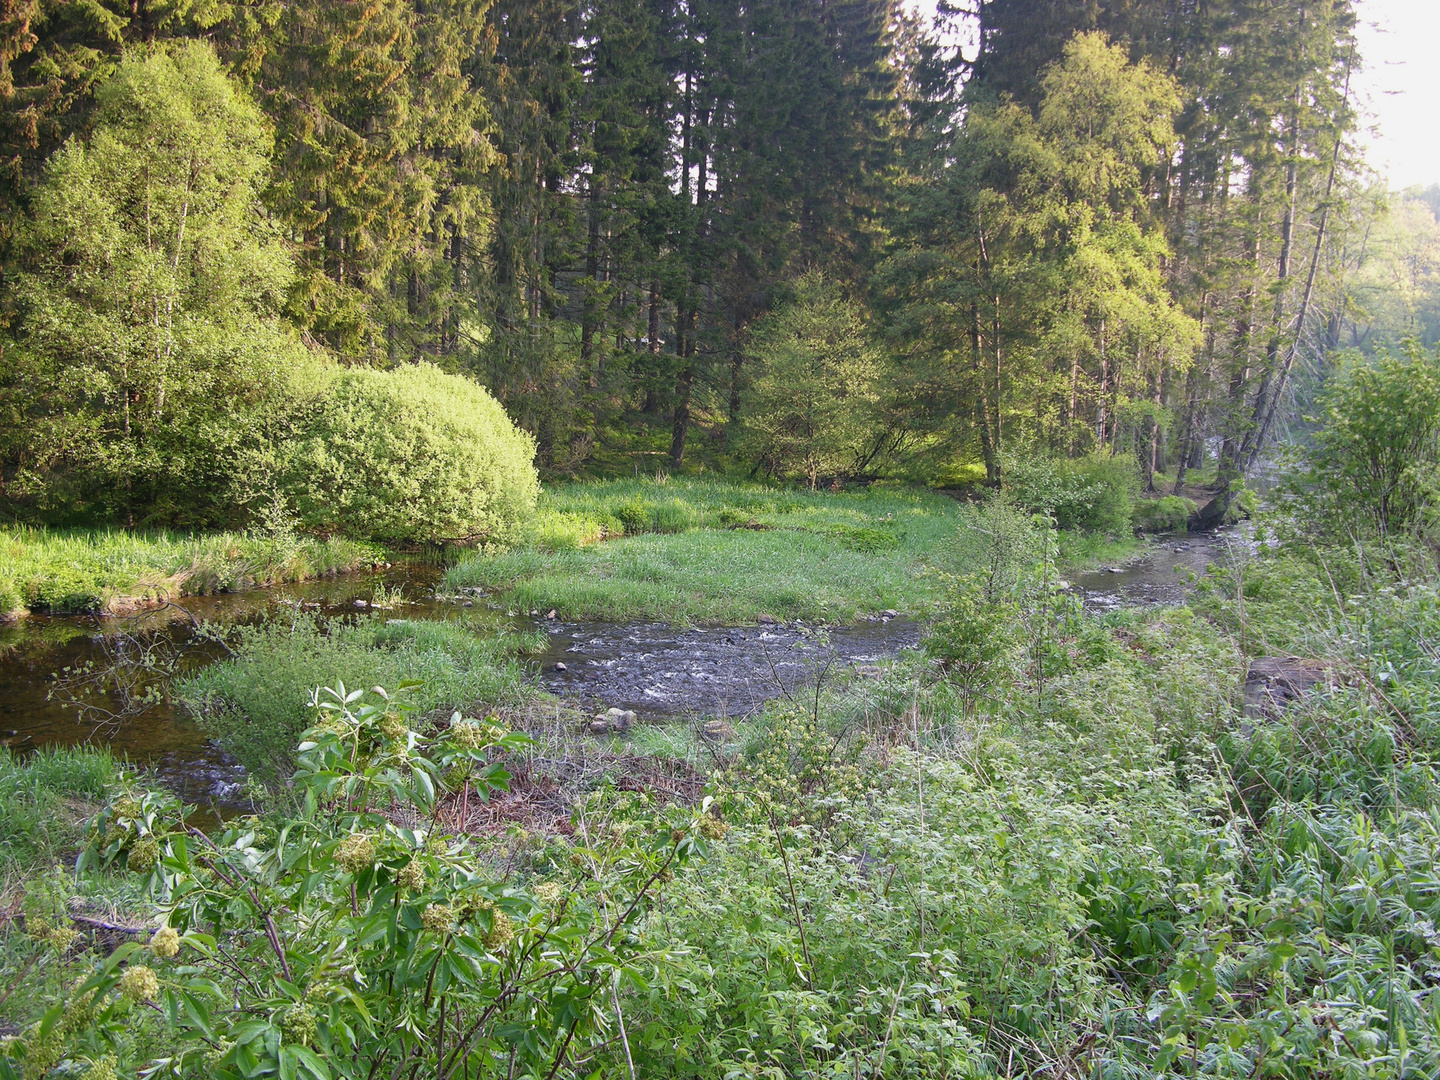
[4,0,1440,1076]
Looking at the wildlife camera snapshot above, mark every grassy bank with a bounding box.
[0,746,120,870]
[8,512,1438,1076]
[0,526,385,617]
[179,616,544,784]
[444,479,963,623]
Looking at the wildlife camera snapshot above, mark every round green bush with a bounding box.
[283,363,538,545]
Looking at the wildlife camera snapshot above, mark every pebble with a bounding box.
[554,662,567,672]
[354,599,368,607]
[757,614,778,624]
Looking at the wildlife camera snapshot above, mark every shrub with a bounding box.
[1301,342,1440,537]
[614,496,653,533]
[0,688,712,1080]
[178,617,533,784]
[1004,450,1138,534]
[282,363,539,545]
[1132,494,1194,532]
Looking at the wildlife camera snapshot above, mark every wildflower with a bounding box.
[379,713,409,742]
[113,797,142,819]
[531,881,563,906]
[204,1041,234,1067]
[698,815,729,841]
[449,719,484,750]
[334,833,377,873]
[150,926,181,959]
[312,717,349,739]
[45,926,81,952]
[670,828,686,844]
[280,1004,318,1046]
[24,915,52,939]
[86,1055,117,1080]
[421,903,457,935]
[398,858,427,892]
[127,837,161,873]
[484,908,514,949]
[0,1035,20,1055]
[118,965,160,1003]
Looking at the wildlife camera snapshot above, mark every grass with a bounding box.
[1054,528,1147,572]
[0,526,385,617]
[178,616,544,785]
[0,746,121,869]
[9,506,1438,1074]
[445,478,962,624]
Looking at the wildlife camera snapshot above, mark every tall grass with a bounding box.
[446,478,961,623]
[179,616,539,784]
[0,746,120,868]
[0,526,384,616]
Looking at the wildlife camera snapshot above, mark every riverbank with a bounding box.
[7,508,1438,1076]
[446,479,965,623]
[0,526,386,618]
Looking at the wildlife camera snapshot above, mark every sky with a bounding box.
[1353,0,1440,191]
[901,0,1440,192]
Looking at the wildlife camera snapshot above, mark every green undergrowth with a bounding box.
[8,506,1440,1075]
[0,747,121,869]
[1054,526,1146,571]
[590,525,1440,1076]
[179,617,542,785]
[0,526,384,617]
[446,479,963,623]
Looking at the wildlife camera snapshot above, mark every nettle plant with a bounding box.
[1,684,708,1080]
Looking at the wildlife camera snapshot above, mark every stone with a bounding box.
[354,599,369,607]
[756,614,778,625]
[701,718,734,740]
[883,609,899,618]
[546,609,558,620]
[553,662,568,672]
[1244,657,1338,718]
[588,719,611,735]
[852,664,885,679]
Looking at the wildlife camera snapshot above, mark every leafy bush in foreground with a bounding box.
[0,687,713,1078]
[179,618,533,784]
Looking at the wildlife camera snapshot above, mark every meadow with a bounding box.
[446,479,970,623]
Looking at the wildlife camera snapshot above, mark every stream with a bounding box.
[0,528,1235,808]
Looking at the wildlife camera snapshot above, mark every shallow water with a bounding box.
[0,527,1232,809]
[0,563,921,807]
[1073,527,1241,610]
[532,617,921,719]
